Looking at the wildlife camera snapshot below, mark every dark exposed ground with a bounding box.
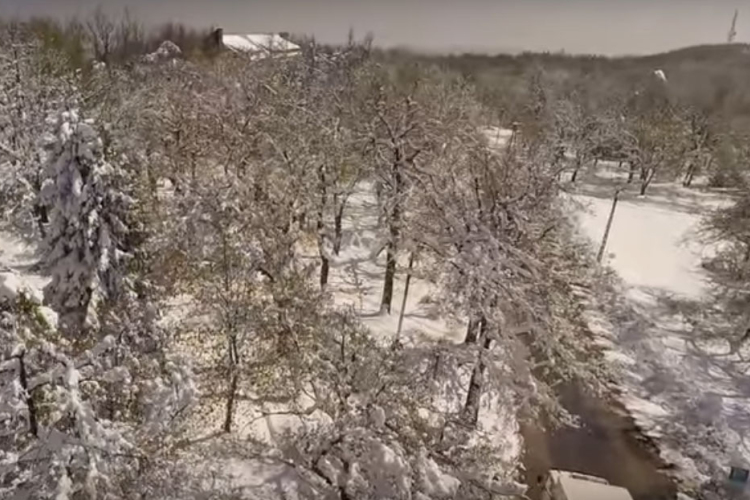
[521,382,677,500]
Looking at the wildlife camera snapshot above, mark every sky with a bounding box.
[0,0,746,56]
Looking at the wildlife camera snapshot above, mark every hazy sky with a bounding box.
[0,0,746,56]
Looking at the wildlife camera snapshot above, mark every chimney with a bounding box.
[212,27,224,49]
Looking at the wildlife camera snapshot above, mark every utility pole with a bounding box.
[728,9,739,43]
[597,188,621,263]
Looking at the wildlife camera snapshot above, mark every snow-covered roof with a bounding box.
[222,33,300,55]
[552,471,634,500]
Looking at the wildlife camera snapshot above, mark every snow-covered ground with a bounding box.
[327,186,466,343]
[479,126,515,149]
[0,230,57,326]
[0,231,47,302]
[571,164,748,489]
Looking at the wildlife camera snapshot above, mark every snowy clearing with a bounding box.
[572,164,749,488]
[0,230,47,303]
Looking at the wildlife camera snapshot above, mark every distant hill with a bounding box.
[414,43,750,132]
[428,43,750,74]
[631,43,750,65]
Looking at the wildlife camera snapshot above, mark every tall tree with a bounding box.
[40,110,131,335]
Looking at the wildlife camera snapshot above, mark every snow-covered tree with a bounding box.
[0,25,76,238]
[40,110,132,335]
[0,287,202,499]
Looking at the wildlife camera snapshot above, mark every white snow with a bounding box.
[573,194,708,298]
[654,69,668,82]
[222,34,301,56]
[143,40,181,63]
[479,126,515,149]
[327,183,466,343]
[0,230,48,306]
[572,167,750,488]
[417,452,461,497]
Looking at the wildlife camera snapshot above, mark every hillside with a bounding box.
[421,43,750,132]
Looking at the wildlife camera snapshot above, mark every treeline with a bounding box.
[380,44,750,191]
[428,44,750,133]
[0,8,217,68]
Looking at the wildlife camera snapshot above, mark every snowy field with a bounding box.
[571,165,748,489]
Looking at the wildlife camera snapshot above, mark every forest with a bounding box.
[2,11,750,500]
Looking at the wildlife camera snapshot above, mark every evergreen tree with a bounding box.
[41,110,131,335]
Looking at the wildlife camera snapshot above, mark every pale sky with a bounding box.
[0,0,745,56]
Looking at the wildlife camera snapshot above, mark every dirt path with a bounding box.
[522,382,677,500]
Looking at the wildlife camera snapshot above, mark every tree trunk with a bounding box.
[593,157,599,168]
[17,353,38,437]
[223,334,239,433]
[223,372,238,433]
[333,196,345,256]
[627,162,636,183]
[462,317,491,427]
[704,156,715,179]
[319,257,329,289]
[33,203,48,239]
[640,167,655,196]
[318,165,329,289]
[375,180,383,209]
[381,239,397,314]
[395,252,416,337]
[683,162,696,187]
[381,163,402,314]
[570,154,582,183]
[464,317,480,344]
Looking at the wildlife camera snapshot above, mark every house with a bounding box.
[208,28,301,59]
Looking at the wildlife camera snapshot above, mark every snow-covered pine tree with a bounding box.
[1,103,201,498]
[41,109,131,335]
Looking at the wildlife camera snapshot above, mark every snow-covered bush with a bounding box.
[143,40,182,63]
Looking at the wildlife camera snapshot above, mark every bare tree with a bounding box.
[86,6,117,63]
[365,89,423,314]
[681,107,716,187]
[623,104,688,195]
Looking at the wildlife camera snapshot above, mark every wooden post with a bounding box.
[597,188,621,263]
[396,252,416,338]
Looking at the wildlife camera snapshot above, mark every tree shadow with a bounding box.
[600,278,750,481]
[568,167,737,216]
